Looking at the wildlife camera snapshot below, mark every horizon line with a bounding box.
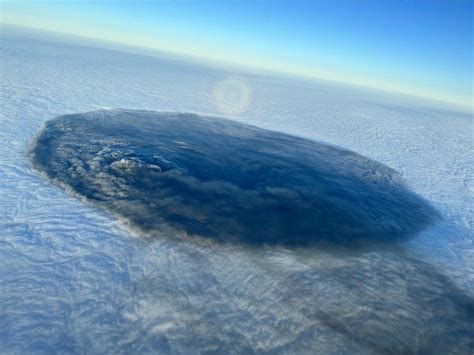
[1,21,471,113]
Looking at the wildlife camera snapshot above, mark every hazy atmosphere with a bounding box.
[2,0,472,108]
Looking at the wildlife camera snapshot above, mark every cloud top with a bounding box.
[30,110,438,247]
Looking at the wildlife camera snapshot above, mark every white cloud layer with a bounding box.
[1,27,473,354]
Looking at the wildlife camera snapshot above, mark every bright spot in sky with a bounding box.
[213,77,251,116]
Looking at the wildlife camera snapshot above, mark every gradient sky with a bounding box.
[1,0,472,109]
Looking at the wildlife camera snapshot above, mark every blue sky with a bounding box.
[2,0,472,108]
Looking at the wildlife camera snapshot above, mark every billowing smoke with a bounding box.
[30,110,438,247]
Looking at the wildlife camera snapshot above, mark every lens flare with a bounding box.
[213,77,251,116]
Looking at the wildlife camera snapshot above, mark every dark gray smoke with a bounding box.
[30,110,438,247]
